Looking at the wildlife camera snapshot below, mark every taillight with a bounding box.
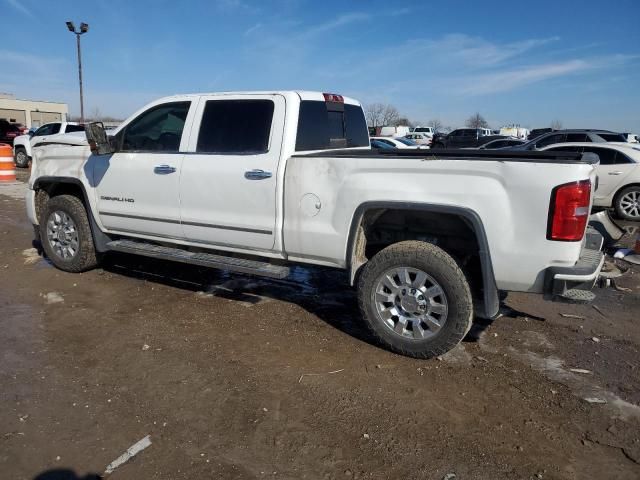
[323,93,344,103]
[547,180,591,241]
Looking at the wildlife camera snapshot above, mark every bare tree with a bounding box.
[90,107,102,121]
[364,103,402,127]
[428,119,444,133]
[465,113,489,129]
[364,103,385,128]
[381,104,400,127]
[394,116,414,127]
[550,119,563,130]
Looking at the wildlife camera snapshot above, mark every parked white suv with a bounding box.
[410,126,434,138]
[13,122,85,168]
[27,91,604,358]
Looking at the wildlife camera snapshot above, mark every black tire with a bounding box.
[357,241,473,359]
[614,185,640,221]
[14,147,30,168]
[40,195,98,272]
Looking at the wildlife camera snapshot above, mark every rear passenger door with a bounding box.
[179,95,285,251]
[584,147,636,200]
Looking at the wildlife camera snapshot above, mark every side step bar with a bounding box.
[106,239,290,279]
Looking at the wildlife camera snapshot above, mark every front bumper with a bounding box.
[544,231,605,300]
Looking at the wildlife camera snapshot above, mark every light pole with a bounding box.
[66,21,89,123]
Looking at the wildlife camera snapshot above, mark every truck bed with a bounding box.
[295,148,598,164]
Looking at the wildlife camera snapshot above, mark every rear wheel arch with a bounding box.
[346,202,499,319]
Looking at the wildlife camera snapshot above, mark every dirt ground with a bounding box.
[1,171,639,480]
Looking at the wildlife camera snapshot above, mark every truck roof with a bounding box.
[153,91,362,106]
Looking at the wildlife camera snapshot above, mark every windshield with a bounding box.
[396,137,417,146]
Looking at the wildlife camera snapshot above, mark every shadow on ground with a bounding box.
[33,469,101,480]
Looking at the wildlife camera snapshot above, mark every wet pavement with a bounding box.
[1,172,640,479]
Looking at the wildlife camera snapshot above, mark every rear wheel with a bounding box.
[40,195,98,272]
[614,186,640,221]
[14,147,29,168]
[357,241,473,359]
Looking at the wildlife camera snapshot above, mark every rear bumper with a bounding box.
[543,231,605,299]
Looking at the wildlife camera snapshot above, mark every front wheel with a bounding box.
[357,241,473,359]
[614,186,640,221]
[40,195,99,272]
[14,148,30,168]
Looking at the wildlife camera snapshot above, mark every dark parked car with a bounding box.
[0,120,22,145]
[507,130,627,151]
[370,139,396,150]
[476,138,526,149]
[527,128,555,141]
[431,129,507,149]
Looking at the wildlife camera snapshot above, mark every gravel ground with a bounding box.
[1,171,639,479]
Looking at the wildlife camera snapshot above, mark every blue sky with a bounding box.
[1,0,639,131]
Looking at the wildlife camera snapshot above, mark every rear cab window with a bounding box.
[65,124,86,133]
[295,96,369,151]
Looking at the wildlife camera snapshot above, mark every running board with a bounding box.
[106,239,290,279]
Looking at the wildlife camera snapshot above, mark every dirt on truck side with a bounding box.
[1,171,640,479]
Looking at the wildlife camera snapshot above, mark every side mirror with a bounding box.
[85,122,115,155]
[29,131,35,138]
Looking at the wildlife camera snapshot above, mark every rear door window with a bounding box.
[583,147,616,165]
[296,101,368,151]
[196,100,274,153]
[598,133,627,142]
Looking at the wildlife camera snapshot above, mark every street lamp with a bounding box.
[66,21,89,123]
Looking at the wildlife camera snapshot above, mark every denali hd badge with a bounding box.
[101,196,135,203]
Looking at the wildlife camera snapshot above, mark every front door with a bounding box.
[92,101,194,239]
[179,95,285,251]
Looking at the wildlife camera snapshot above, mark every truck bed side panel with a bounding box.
[283,155,596,293]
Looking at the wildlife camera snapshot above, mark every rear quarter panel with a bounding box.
[283,155,596,293]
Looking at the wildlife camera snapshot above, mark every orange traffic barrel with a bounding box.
[0,144,16,182]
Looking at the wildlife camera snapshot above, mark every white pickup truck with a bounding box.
[13,122,85,168]
[26,91,604,358]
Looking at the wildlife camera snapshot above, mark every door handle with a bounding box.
[244,169,272,180]
[154,165,176,174]
[608,171,623,175]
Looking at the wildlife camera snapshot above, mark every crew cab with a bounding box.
[13,122,85,168]
[27,91,604,359]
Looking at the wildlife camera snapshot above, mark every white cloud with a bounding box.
[301,12,370,38]
[403,34,560,67]
[5,0,33,17]
[243,23,262,36]
[452,54,640,95]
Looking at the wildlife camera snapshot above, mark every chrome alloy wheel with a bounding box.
[619,190,640,219]
[372,267,448,340]
[46,210,79,260]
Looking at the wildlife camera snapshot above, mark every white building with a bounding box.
[0,93,68,128]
